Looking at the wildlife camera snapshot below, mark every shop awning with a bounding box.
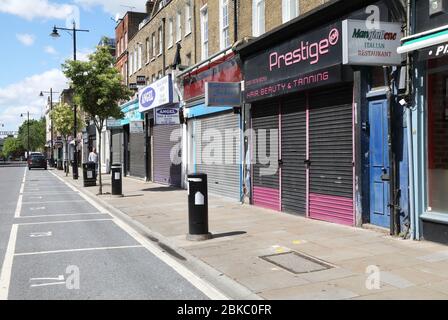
[397,26,448,54]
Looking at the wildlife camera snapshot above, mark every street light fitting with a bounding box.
[50,26,60,38]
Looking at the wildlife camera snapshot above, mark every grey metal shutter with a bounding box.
[195,112,241,200]
[129,132,146,178]
[153,125,182,187]
[251,100,280,210]
[281,95,307,215]
[308,85,354,225]
[111,131,123,165]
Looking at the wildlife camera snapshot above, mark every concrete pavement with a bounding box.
[54,168,448,300]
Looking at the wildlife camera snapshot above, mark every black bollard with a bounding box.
[187,173,212,241]
[111,163,123,197]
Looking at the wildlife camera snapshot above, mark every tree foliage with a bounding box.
[2,137,24,158]
[51,103,81,141]
[18,118,46,152]
[62,41,132,194]
[51,103,82,176]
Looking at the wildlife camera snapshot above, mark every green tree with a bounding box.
[62,41,131,194]
[2,137,25,159]
[51,103,82,176]
[18,118,46,153]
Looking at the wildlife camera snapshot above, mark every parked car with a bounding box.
[28,153,47,170]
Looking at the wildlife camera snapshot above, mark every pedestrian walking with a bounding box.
[88,148,99,174]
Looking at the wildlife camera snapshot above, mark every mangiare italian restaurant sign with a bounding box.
[244,22,343,102]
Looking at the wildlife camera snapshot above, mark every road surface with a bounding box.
[0,166,216,300]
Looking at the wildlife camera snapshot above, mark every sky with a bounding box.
[0,0,147,133]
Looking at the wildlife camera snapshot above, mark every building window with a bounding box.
[129,51,133,75]
[138,44,142,69]
[176,10,182,42]
[252,0,265,37]
[152,32,156,58]
[427,62,448,214]
[185,1,192,35]
[158,71,162,79]
[124,32,128,49]
[186,52,192,66]
[117,40,120,56]
[168,18,174,48]
[220,0,230,49]
[158,26,163,55]
[134,49,138,73]
[146,38,150,63]
[200,5,209,60]
[282,0,298,23]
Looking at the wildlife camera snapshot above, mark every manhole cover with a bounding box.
[260,252,333,274]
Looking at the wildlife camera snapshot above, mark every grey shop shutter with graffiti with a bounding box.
[194,112,241,201]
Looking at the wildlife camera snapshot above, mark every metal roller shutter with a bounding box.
[195,112,241,200]
[129,132,145,178]
[281,95,307,215]
[111,131,123,165]
[252,100,280,211]
[309,85,354,226]
[153,125,182,187]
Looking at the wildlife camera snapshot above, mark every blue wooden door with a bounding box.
[369,99,390,228]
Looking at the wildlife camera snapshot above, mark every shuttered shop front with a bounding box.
[194,112,241,200]
[153,124,182,187]
[250,86,354,225]
[129,131,145,178]
[308,85,354,226]
[252,101,280,211]
[111,131,123,165]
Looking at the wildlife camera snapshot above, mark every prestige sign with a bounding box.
[342,19,402,66]
[139,74,174,113]
[244,22,343,102]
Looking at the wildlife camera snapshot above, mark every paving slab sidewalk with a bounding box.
[54,169,448,300]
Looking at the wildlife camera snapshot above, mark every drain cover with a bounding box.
[260,252,333,274]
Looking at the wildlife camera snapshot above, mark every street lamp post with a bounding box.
[50,21,89,180]
[40,89,59,167]
[20,112,30,160]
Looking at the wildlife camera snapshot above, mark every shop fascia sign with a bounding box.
[205,82,242,107]
[138,74,175,113]
[130,120,144,134]
[155,107,180,125]
[342,19,402,66]
[244,22,343,102]
[106,118,122,129]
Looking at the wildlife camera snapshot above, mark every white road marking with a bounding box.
[14,195,23,219]
[29,232,53,238]
[22,200,85,205]
[14,168,27,218]
[30,275,64,281]
[15,245,144,257]
[49,170,229,300]
[16,212,108,219]
[0,225,18,300]
[30,282,66,288]
[16,218,113,226]
[30,207,46,211]
[28,196,43,200]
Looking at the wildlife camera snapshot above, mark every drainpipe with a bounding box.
[162,17,166,76]
[233,0,238,43]
[404,0,417,240]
